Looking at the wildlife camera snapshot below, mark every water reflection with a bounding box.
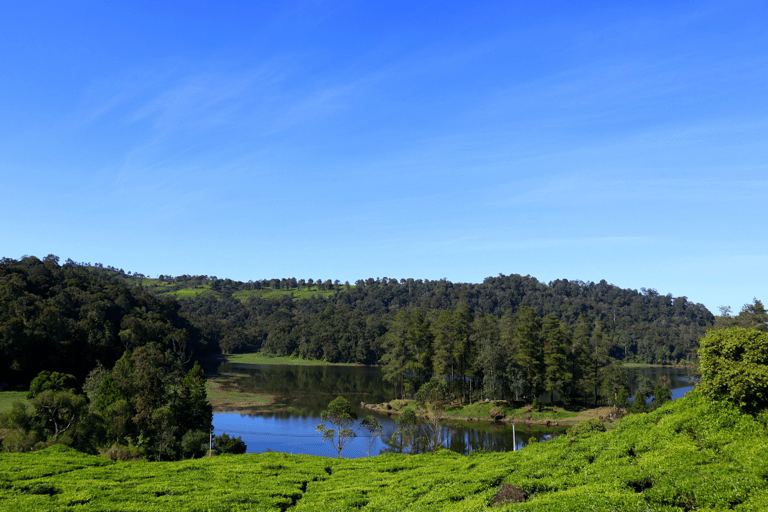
[213,411,553,458]
[210,362,696,458]
[216,362,393,416]
[623,366,698,400]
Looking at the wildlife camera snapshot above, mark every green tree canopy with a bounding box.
[698,327,768,413]
[28,370,80,399]
[391,408,419,455]
[83,343,213,459]
[316,396,358,458]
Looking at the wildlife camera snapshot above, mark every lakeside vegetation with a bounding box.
[204,353,359,412]
[366,399,582,426]
[3,254,768,509]
[2,392,768,511]
[72,256,717,366]
[1,254,716,414]
[221,353,358,366]
[205,379,276,413]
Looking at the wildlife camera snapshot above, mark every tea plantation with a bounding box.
[2,391,767,511]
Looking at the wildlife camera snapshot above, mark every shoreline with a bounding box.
[207,352,363,367]
[204,356,628,427]
[361,399,625,428]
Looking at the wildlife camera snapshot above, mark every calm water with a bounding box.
[623,366,698,401]
[210,362,696,458]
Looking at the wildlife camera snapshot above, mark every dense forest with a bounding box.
[160,268,714,366]
[2,325,768,509]
[2,254,766,462]
[0,255,213,387]
[1,254,718,388]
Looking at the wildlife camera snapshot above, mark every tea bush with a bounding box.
[1,393,767,510]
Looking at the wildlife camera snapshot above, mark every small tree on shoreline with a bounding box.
[414,378,451,452]
[317,396,357,458]
[391,408,419,454]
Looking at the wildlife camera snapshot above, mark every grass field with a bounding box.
[166,287,215,298]
[205,379,276,413]
[232,287,342,302]
[621,362,697,369]
[128,276,350,303]
[223,353,358,366]
[0,392,29,414]
[2,392,767,511]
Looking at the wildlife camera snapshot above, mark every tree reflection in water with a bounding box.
[209,362,694,457]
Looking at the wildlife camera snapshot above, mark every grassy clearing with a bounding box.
[0,392,29,414]
[223,353,357,366]
[205,380,275,413]
[233,286,346,302]
[165,287,215,298]
[128,278,351,303]
[2,392,767,510]
[622,362,697,369]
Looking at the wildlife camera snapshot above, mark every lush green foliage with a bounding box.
[2,393,767,510]
[715,299,768,331]
[699,327,768,412]
[566,418,606,438]
[84,347,213,460]
[390,407,420,455]
[1,351,214,460]
[317,396,358,458]
[212,432,247,455]
[156,269,712,365]
[413,377,452,451]
[1,255,714,403]
[0,255,207,387]
[27,371,79,398]
[377,305,633,406]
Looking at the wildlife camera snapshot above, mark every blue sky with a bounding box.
[2,1,766,314]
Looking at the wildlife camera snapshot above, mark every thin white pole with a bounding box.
[513,423,516,451]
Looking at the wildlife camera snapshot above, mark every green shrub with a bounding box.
[699,327,768,412]
[566,418,606,438]
[100,442,145,461]
[1,429,39,452]
[181,429,209,459]
[213,432,246,455]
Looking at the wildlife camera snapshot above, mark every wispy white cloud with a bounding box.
[127,69,269,133]
[266,80,362,134]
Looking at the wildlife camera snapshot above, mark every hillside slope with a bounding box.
[0,256,207,386]
[2,392,766,511]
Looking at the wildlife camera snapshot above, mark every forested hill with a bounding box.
[0,256,208,386]
[123,268,713,365]
[1,255,714,388]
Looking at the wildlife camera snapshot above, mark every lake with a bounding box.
[210,362,696,458]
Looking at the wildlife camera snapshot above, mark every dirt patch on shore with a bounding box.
[206,379,277,413]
